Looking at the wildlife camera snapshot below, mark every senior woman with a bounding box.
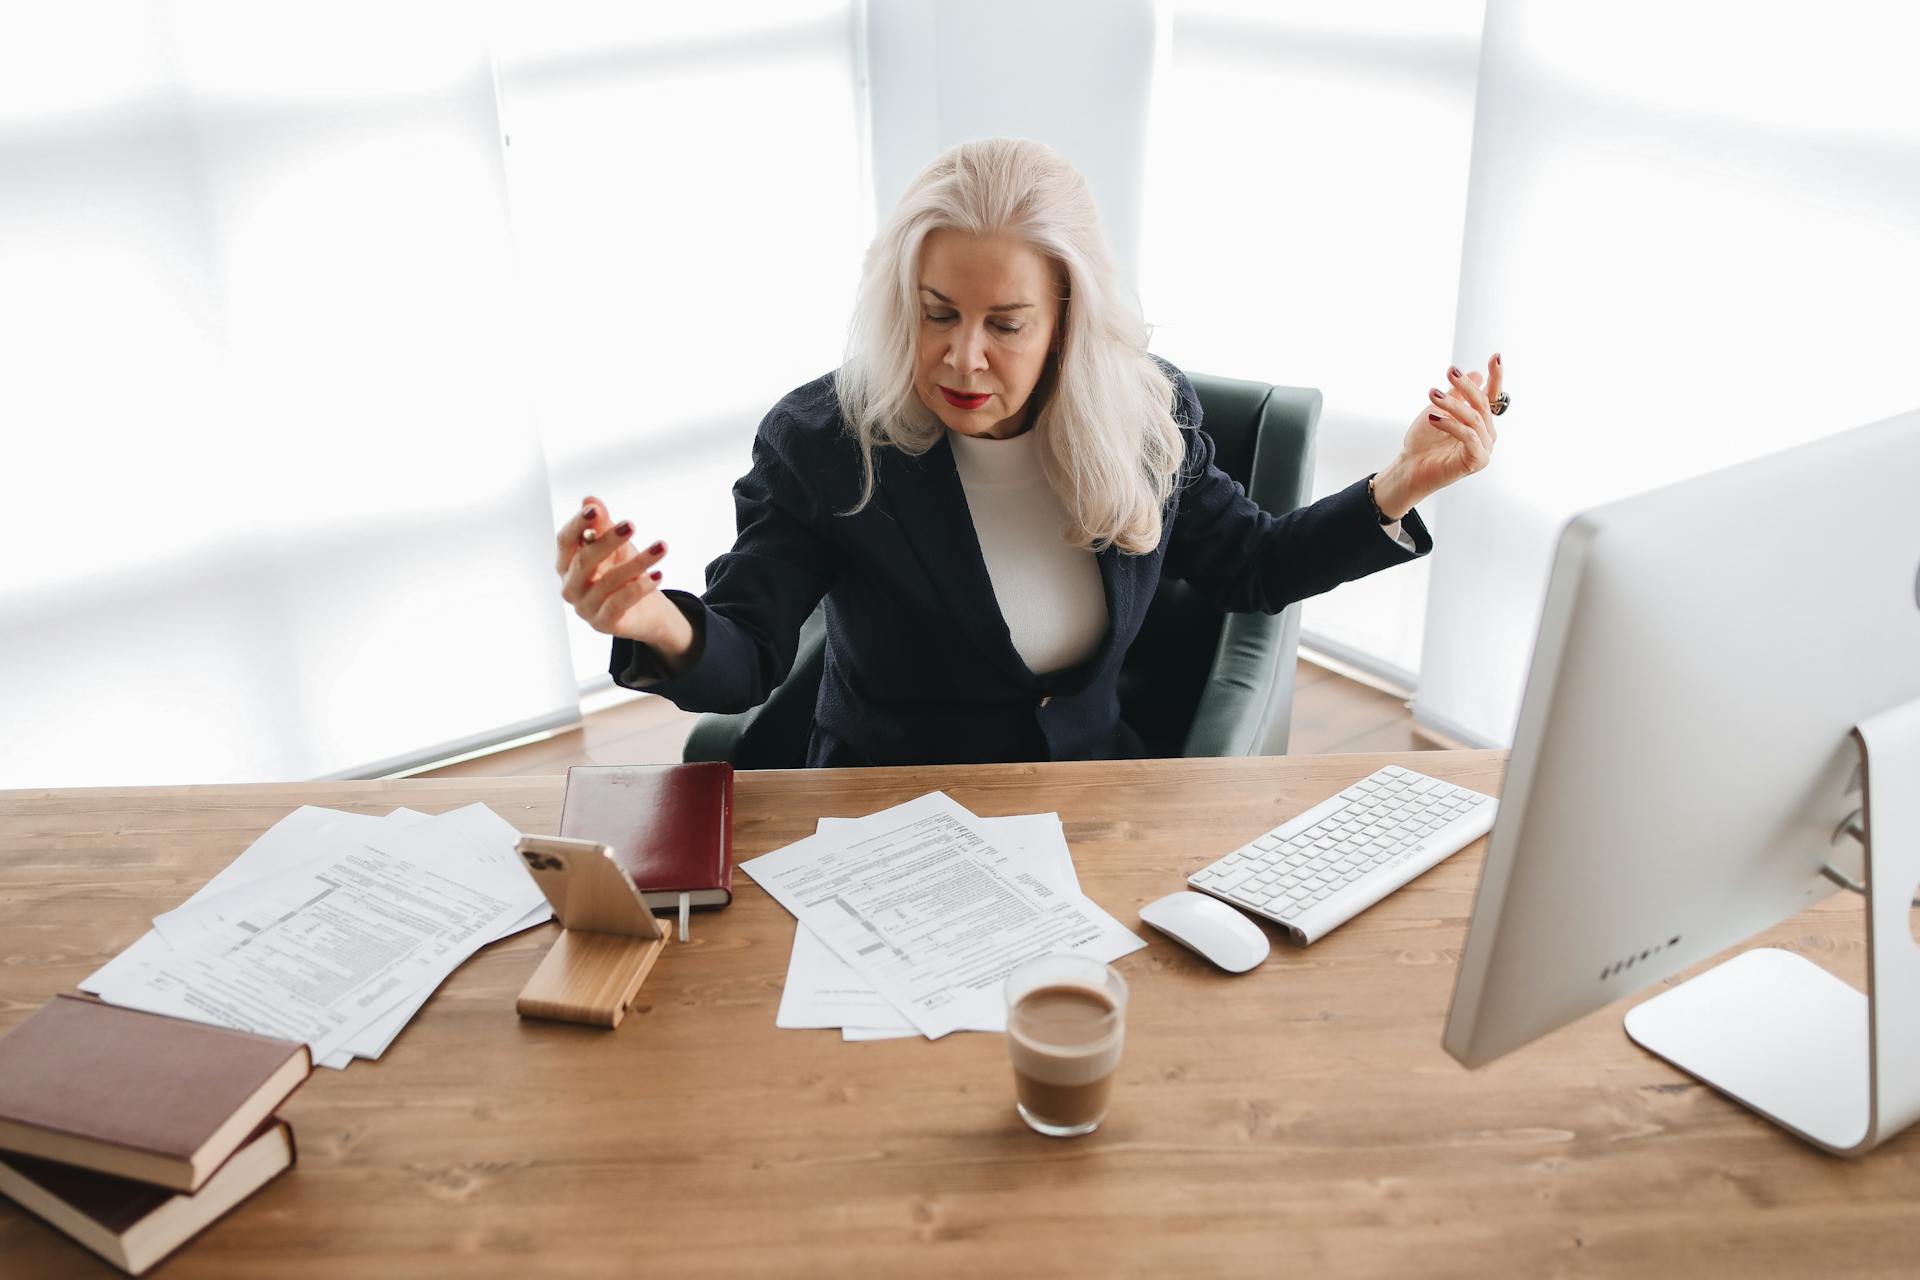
[554,137,1506,767]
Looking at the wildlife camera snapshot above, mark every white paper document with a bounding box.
[81,803,548,1069]
[325,806,549,1066]
[775,813,1082,1040]
[743,792,1142,1040]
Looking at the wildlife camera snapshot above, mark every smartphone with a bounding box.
[516,835,663,940]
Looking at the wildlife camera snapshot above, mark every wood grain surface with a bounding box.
[2,753,1916,1278]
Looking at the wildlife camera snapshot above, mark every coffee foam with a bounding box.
[1009,1024,1125,1087]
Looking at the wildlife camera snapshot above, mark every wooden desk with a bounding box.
[3,753,1916,1277]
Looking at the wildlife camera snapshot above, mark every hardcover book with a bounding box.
[0,1118,295,1276]
[0,995,310,1192]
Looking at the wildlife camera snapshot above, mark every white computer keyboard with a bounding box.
[1187,765,1497,946]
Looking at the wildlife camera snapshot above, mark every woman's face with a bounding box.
[913,228,1060,440]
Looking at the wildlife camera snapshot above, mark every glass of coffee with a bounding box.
[1004,954,1129,1138]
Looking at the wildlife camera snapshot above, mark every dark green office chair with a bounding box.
[683,373,1320,767]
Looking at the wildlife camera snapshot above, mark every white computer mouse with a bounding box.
[1138,891,1271,973]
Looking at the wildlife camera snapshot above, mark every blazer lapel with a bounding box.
[881,433,1035,683]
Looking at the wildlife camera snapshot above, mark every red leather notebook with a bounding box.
[558,763,734,911]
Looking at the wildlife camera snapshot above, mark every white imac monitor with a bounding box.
[1442,407,1920,1156]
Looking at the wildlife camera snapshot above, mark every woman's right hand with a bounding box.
[555,496,694,662]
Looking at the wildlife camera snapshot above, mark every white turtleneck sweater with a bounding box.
[947,427,1107,675]
[946,427,1412,677]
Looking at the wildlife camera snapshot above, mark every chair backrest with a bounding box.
[1116,373,1320,757]
[681,373,1321,766]
[679,603,829,770]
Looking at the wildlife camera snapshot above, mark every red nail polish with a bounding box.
[1429,388,1443,401]
[614,520,633,538]
[1448,366,1462,380]
[1428,412,1442,422]
[580,506,597,522]
[649,570,663,582]
[648,541,665,555]
[1491,353,1501,367]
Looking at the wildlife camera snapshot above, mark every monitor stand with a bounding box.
[1623,694,1920,1156]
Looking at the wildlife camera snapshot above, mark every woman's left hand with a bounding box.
[1370,353,1504,519]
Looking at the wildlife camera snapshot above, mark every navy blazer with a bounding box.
[612,362,1431,767]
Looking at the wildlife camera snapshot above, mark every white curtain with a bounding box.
[1414,1,1920,746]
[492,1,870,690]
[864,0,1158,283]
[1138,0,1487,689]
[0,2,577,788]
[0,3,872,787]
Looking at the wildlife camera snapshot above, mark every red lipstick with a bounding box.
[940,387,990,410]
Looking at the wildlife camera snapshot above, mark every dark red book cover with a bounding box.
[559,763,734,909]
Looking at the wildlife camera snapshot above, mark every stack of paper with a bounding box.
[745,792,1145,1041]
[80,804,549,1070]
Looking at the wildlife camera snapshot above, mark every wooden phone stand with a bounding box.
[516,927,669,1028]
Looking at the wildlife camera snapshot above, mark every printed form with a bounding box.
[103,848,521,1063]
[776,812,1082,1039]
[742,792,1142,1039]
[82,803,546,1067]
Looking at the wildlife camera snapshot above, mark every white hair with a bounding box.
[832,137,1184,554]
